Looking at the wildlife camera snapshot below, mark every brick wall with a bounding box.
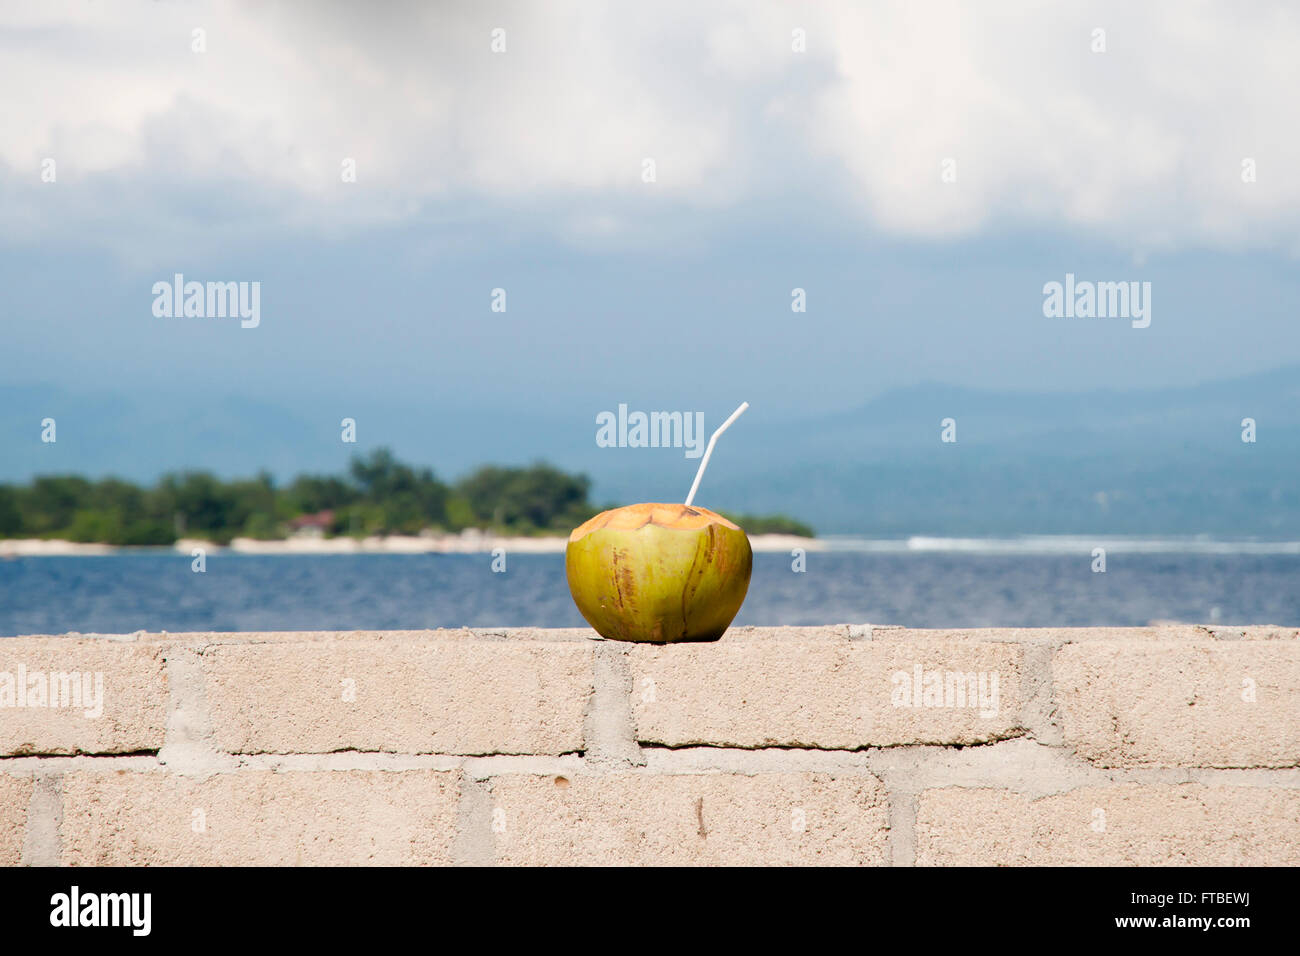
[2,625,1298,865]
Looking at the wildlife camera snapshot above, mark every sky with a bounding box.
[1,0,1299,482]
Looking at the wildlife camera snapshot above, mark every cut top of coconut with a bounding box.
[568,503,741,542]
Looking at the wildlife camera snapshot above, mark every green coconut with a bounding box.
[565,502,752,643]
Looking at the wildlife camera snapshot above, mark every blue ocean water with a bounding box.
[1,547,1297,636]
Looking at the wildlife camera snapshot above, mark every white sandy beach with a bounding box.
[0,531,823,557]
[0,539,116,556]
[208,531,826,554]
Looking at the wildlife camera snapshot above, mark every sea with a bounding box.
[2,536,1298,636]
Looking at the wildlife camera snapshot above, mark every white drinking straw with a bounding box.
[684,401,749,507]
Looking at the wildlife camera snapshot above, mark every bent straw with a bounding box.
[684,401,749,507]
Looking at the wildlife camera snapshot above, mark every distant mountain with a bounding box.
[2,367,1297,536]
[590,366,1300,535]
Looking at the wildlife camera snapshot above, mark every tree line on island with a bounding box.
[0,448,814,545]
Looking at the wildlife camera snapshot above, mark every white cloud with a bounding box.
[3,0,1298,252]
[800,1,1300,251]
